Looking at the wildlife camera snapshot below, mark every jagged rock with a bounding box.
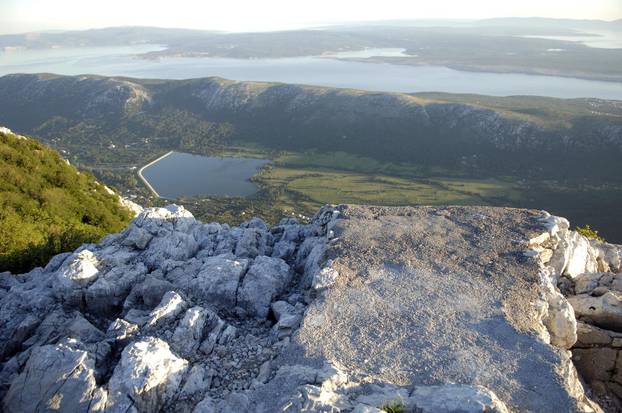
[575,322,615,347]
[257,360,272,384]
[144,231,200,270]
[568,291,622,331]
[271,300,296,320]
[272,240,297,260]
[352,405,384,413]
[133,273,176,309]
[144,291,188,330]
[193,395,217,413]
[172,306,209,354]
[42,252,72,274]
[180,364,212,398]
[106,318,139,343]
[541,271,578,349]
[189,256,249,310]
[124,308,150,326]
[22,310,71,349]
[573,347,618,383]
[66,313,104,343]
[218,324,238,345]
[86,263,147,315]
[0,204,612,412]
[311,265,339,290]
[354,384,410,407]
[238,256,292,318]
[409,384,510,413]
[218,392,251,412]
[122,225,153,249]
[235,227,270,258]
[105,337,188,412]
[575,273,609,295]
[3,339,99,413]
[53,249,100,306]
[0,313,39,359]
[198,310,226,355]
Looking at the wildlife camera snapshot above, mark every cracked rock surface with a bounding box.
[527,213,622,412]
[0,204,613,412]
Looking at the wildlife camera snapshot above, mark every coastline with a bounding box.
[137,150,174,197]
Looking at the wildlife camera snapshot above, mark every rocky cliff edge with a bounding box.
[0,204,621,413]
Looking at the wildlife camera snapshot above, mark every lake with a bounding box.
[139,152,269,199]
[1,45,622,99]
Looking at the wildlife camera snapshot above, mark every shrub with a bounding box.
[576,224,605,242]
[381,400,407,413]
[0,130,132,273]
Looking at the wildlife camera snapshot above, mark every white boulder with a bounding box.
[105,337,188,412]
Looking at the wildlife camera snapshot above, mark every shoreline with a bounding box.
[338,56,622,85]
[137,151,174,197]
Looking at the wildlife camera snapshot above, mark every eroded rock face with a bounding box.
[0,204,338,412]
[106,337,188,412]
[528,213,622,411]
[0,204,611,412]
[3,339,99,413]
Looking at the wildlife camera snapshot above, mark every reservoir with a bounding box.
[139,152,269,198]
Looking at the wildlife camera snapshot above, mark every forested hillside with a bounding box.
[0,74,621,242]
[0,128,132,273]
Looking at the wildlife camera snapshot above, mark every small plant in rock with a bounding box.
[576,225,605,242]
[381,400,407,413]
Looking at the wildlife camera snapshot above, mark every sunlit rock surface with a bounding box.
[1,204,619,412]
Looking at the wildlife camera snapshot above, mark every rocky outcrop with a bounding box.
[0,204,616,412]
[527,213,622,412]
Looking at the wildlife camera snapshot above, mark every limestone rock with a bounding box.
[3,339,99,413]
[235,227,270,258]
[0,204,611,412]
[190,256,249,310]
[172,306,209,354]
[144,290,188,330]
[180,364,212,398]
[573,347,618,383]
[409,384,510,413]
[106,318,139,343]
[122,225,153,249]
[85,263,147,315]
[568,291,622,331]
[238,256,292,318]
[53,249,100,306]
[575,322,615,347]
[105,337,188,412]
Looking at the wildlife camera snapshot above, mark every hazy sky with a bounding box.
[1,0,621,34]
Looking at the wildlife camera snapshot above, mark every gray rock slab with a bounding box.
[261,205,589,412]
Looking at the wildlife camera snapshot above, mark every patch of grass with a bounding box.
[256,164,523,208]
[576,224,605,242]
[381,400,407,413]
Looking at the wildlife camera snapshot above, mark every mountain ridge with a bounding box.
[1,73,620,178]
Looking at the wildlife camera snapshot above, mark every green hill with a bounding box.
[0,128,133,273]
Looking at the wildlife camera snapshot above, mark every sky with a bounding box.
[1,0,621,34]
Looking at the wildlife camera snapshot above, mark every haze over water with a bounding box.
[2,45,622,99]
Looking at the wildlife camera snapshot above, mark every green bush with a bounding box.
[576,224,605,242]
[381,400,407,413]
[0,130,132,273]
